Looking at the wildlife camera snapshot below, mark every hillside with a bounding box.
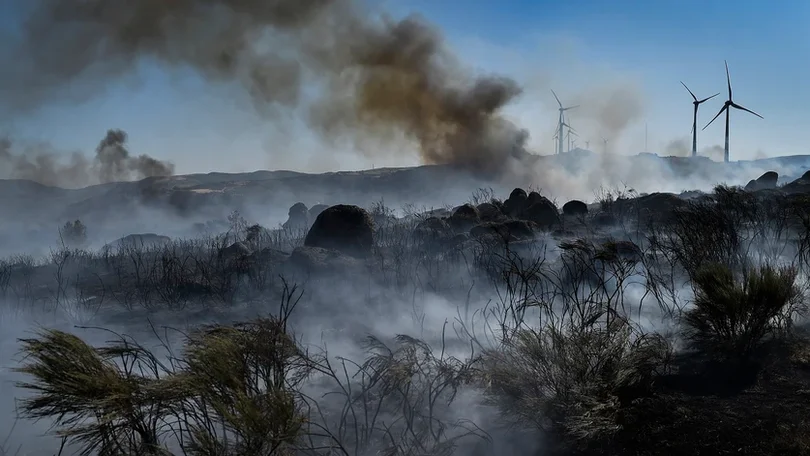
[2,152,810,236]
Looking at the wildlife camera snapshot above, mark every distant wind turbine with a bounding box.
[552,90,579,155]
[566,127,578,152]
[585,140,590,149]
[680,81,719,157]
[702,60,763,163]
[602,137,608,153]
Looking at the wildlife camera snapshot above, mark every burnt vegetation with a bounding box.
[4,181,810,456]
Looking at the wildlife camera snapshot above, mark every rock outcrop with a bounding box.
[745,171,779,191]
[563,200,588,216]
[304,204,374,258]
[448,203,481,232]
[503,188,528,218]
[283,202,310,231]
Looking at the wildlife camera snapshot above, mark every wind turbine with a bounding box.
[551,90,579,155]
[702,60,763,163]
[566,127,578,152]
[680,81,719,157]
[602,137,608,153]
[585,140,590,150]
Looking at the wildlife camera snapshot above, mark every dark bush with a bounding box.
[683,263,802,362]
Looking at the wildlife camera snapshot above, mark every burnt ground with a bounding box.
[564,334,810,456]
[4,162,810,455]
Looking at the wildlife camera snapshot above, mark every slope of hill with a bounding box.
[2,153,809,233]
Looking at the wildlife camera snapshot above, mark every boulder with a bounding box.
[283,202,310,231]
[448,203,481,231]
[778,170,810,194]
[414,217,452,237]
[526,191,546,207]
[308,204,329,220]
[745,171,779,191]
[503,188,528,217]
[522,195,559,228]
[477,202,506,222]
[304,204,374,258]
[562,200,588,216]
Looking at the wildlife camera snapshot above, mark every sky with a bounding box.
[1,0,809,174]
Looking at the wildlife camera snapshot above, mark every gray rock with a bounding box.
[562,200,588,216]
[305,204,374,258]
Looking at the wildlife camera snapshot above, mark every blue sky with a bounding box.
[2,0,809,173]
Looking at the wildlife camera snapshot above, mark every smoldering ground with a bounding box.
[2,174,810,454]
[0,242,563,455]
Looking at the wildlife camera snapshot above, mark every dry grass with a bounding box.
[480,318,670,446]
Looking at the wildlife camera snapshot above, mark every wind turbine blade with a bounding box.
[730,102,764,119]
[563,105,580,111]
[680,81,697,101]
[690,123,694,135]
[702,105,727,130]
[698,93,720,104]
[551,89,562,108]
[725,60,732,100]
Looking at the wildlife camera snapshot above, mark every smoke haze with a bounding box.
[0,0,778,192]
[0,129,174,188]
[0,0,537,178]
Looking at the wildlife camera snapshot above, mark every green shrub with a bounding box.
[683,263,802,362]
[14,314,314,455]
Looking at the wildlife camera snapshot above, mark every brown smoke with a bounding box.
[2,0,529,177]
[0,130,175,188]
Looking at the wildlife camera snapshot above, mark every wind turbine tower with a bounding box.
[566,127,578,152]
[680,81,719,157]
[552,90,578,155]
[703,61,763,162]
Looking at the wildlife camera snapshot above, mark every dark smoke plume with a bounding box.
[0,130,175,188]
[2,0,529,177]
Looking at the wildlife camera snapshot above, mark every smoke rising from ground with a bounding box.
[664,137,725,160]
[0,129,175,188]
[2,0,530,177]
